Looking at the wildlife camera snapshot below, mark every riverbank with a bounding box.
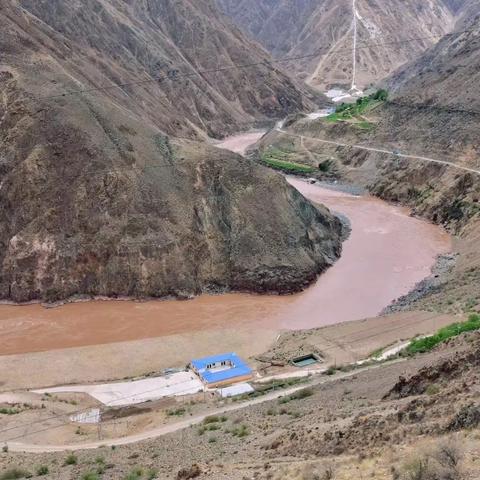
[0,179,451,358]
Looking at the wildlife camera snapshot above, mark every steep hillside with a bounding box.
[252,18,480,314]
[0,0,343,303]
[4,0,322,140]
[216,0,458,90]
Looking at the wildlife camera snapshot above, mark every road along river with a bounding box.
[0,133,451,356]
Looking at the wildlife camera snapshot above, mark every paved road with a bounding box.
[276,128,480,176]
[7,362,402,453]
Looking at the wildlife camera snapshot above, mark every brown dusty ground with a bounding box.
[0,310,459,392]
[2,331,479,479]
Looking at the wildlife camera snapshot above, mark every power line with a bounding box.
[273,128,480,176]
[32,28,477,102]
[0,312,441,443]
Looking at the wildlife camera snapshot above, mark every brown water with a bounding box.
[0,134,451,356]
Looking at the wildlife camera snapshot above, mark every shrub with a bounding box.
[64,453,78,465]
[36,466,49,476]
[399,441,462,480]
[373,89,388,101]
[425,384,440,396]
[81,473,100,480]
[231,424,249,437]
[203,415,220,424]
[147,468,159,479]
[291,387,313,400]
[0,408,19,415]
[124,467,143,480]
[0,470,31,480]
[167,407,186,416]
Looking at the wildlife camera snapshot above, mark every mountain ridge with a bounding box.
[0,0,343,303]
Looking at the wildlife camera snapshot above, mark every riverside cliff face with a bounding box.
[0,1,343,303]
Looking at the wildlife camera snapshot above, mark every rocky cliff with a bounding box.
[0,0,343,303]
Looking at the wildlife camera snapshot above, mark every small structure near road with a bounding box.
[190,353,253,388]
[33,371,203,407]
[291,353,321,368]
[70,408,101,424]
[218,383,254,398]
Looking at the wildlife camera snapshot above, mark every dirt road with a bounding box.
[277,128,480,176]
[6,362,402,453]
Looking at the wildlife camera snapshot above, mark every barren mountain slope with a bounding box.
[0,0,343,303]
[4,0,322,140]
[253,18,480,314]
[216,0,457,89]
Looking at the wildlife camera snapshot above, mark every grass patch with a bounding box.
[0,408,19,415]
[64,453,78,466]
[0,469,32,480]
[81,473,100,480]
[229,424,249,437]
[278,387,314,404]
[326,89,387,127]
[406,314,480,355]
[203,415,220,424]
[124,467,143,480]
[36,466,49,476]
[369,347,385,359]
[166,407,186,416]
[262,155,314,174]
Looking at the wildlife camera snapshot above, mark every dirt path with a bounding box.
[277,128,480,176]
[351,0,358,90]
[6,361,403,453]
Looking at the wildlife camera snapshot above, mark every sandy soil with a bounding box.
[215,131,266,154]
[0,310,458,392]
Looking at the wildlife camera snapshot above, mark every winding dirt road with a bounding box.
[276,128,480,176]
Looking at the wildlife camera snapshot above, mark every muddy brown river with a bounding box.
[0,133,451,356]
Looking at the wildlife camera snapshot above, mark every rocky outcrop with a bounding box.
[0,2,343,303]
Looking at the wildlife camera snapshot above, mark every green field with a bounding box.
[261,147,315,174]
[325,89,387,129]
[406,313,480,355]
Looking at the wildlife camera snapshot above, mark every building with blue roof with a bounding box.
[190,353,253,387]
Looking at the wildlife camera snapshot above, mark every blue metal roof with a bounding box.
[191,353,252,384]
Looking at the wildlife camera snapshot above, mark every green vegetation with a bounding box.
[166,407,186,416]
[278,387,314,404]
[147,469,159,480]
[261,151,315,174]
[0,470,31,480]
[0,408,19,415]
[64,453,78,466]
[229,424,249,437]
[203,415,220,424]
[81,473,100,480]
[35,466,49,476]
[426,384,441,396]
[406,314,480,355]
[325,89,388,128]
[124,467,144,480]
